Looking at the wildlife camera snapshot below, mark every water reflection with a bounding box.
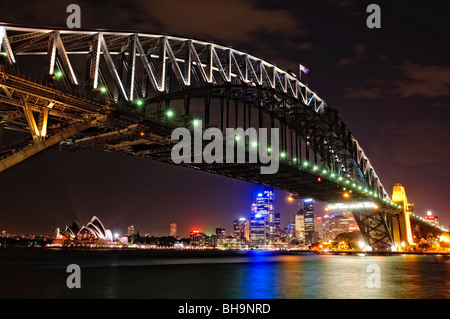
[1,249,450,298]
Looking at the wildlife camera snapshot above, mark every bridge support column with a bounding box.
[392,184,413,248]
[352,210,394,251]
[0,121,91,173]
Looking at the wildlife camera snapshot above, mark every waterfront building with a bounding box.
[315,216,323,242]
[294,212,305,242]
[328,212,358,240]
[190,230,207,247]
[216,228,226,237]
[51,216,117,246]
[303,199,316,244]
[250,213,266,245]
[322,214,331,241]
[424,211,439,227]
[127,225,135,236]
[250,190,277,245]
[233,218,250,243]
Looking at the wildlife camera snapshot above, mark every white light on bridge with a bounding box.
[327,202,378,210]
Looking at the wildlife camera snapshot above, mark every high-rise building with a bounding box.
[250,213,266,245]
[424,211,439,227]
[190,230,207,247]
[127,225,135,236]
[274,212,281,238]
[170,223,177,238]
[328,212,358,240]
[216,228,226,237]
[303,199,316,244]
[250,190,276,245]
[294,212,305,242]
[315,216,323,242]
[322,214,331,241]
[233,218,250,243]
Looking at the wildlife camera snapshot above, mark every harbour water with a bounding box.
[0,248,449,299]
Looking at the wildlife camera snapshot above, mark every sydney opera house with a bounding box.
[51,216,127,247]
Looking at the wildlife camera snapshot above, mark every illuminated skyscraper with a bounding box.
[216,228,226,237]
[234,218,250,243]
[322,214,331,241]
[315,216,323,241]
[303,199,316,244]
[127,225,135,236]
[170,223,177,238]
[250,213,266,245]
[328,212,358,240]
[250,190,276,245]
[294,212,305,242]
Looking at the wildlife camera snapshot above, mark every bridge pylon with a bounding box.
[391,183,414,248]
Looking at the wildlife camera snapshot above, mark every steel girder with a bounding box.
[353,210,395,250]
[0,24,396,224]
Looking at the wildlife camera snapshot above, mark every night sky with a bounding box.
[0,0,449,237]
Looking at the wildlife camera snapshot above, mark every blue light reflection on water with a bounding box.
[1,249,450,298]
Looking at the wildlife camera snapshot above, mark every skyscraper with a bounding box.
[328,212,358,240]
[216,228,226,237]
[294,212,305,242]
[170,223,177,238]
[250,213,266,245]
[315,216,323,242]
[233,218,250,243]
[303,199,316,244]
[250,190,276,245]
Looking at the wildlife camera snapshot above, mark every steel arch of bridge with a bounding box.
[0,24,408,249]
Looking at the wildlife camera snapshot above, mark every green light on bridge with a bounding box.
[135,99,144,107]
[54,70,63,80]
[166,110,174,118]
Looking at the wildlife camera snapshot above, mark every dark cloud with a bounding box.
[343,86,384,100]
[335,43,367,70]
[343,61,450,100]
[393,62,450,98]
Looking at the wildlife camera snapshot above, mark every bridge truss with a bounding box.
[0,24,431,250]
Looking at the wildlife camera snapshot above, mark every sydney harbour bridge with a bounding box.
[0,24,446,250]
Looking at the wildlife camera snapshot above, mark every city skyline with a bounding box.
[0,0,448,237]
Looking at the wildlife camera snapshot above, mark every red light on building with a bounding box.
[192,230,200,234]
